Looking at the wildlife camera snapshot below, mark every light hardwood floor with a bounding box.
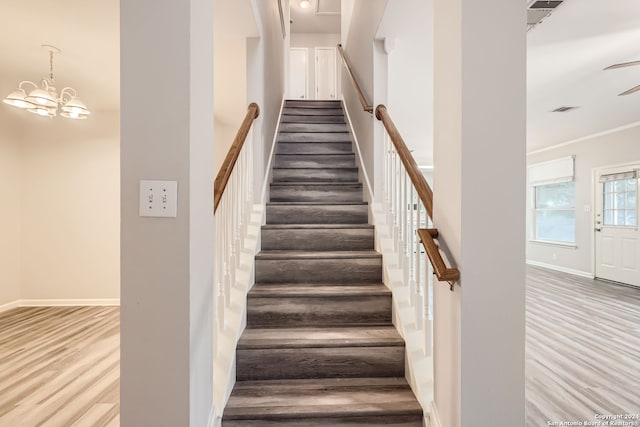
[0,267,637,426]
[0,306,119,427]
[526,266,640,426]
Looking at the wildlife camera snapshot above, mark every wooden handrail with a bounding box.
[418,229,460,284]
[337,44,373,113]
[375,104,433,218]
[376,104,460,284]
[213,102,260,213]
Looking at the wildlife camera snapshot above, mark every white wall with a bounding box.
[120,0,214,424]
[0,112,22,308]
[214,38,249,175]
[341,0,388,192]
[18,112,120,301]
[214,118,239,174]
[377,0,434,166]
[249,0,288,187]
[341,0,355,46]
[0,108,120,307]
[290,33,341,101]
[433,0,526,426]
[527,124,640,276]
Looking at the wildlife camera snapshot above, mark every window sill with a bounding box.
[529,240,577,249]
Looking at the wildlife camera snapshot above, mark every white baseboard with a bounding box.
[1,298,120,313]
[430,401,442,427]
[526,259,594,279]
[207,404,219,427]
[0,300,20,313]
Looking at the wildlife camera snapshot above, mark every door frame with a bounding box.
[592,160,640,281]
[314,46,337,100]
[289,47,309,100]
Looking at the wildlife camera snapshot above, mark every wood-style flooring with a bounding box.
[0,306,119,427]
[0,267,637,426]
[526,266,640,426]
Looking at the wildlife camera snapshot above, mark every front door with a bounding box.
[315,47,336,100]
[595,165,640,286]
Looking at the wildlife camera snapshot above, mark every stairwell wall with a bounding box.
[0,112,22,308]
[340,0,388,195]
[249,0,287,194]
[376,0,434,166]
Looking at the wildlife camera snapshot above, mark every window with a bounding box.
[534,181,576,243]
[602,175,637,228]
[528,156,576,245]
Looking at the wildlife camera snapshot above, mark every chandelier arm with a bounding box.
[59,87,78,102]
[18,81,39,91]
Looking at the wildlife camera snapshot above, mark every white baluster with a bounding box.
[408,187,417,324]
[237,148,246,246]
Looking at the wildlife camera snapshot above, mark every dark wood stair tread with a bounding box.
[255,250,381,260]
[282,108,345,116]
[270,182,360,186]
[267,201,367,205]
[278,133,351,143]
[237,326,404,349]
[280,123,349,133]
[285,100,342,107]
[249,283,390,297]
[224,377,422,420]
[261,224,374,230]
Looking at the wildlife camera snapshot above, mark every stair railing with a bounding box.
[337,44,373,113]
[375,105,459,359]
[213,102,260,352]
[376,104,460,284]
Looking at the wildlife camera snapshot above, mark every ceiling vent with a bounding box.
[551,106,579,113]
[530,1,563,9]
[527,0,564,31]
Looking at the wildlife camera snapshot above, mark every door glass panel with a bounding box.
[604,210,613,225]
[605,181,613,193]
[603,177,637,227]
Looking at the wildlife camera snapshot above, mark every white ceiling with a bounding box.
[2,0,640,153]
[290,0,341,34]
[527,0,640,151]
[0,1,120,112]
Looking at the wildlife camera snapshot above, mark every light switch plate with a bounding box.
[139,180,178,217]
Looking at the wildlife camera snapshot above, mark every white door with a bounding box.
[289,48,308,99]
[595,165,640,286]
[315,47,336,100]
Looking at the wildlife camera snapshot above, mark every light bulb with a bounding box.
[69,111,79,119]
[300,0,310,8]
[36,108,49,116]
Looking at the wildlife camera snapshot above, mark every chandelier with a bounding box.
[3,45,90,120]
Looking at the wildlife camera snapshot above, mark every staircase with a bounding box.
[222,100,423,426]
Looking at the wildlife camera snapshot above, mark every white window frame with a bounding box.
[528,156,577,247]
